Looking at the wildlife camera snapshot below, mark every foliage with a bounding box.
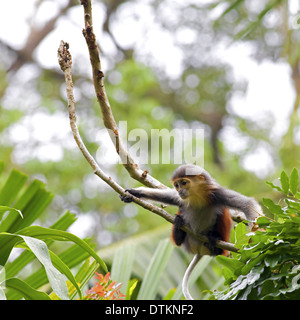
[212,168,300,300]
[96,234,225,300]
[0,164,107,300]
[1,0,300,301]
[0,163,225,300]
[1,0,296,252]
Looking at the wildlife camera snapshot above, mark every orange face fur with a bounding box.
[172,175,211,207]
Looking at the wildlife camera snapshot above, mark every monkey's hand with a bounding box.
[119,188,142,203]
[174,214,184,229]
[172,214,186,246]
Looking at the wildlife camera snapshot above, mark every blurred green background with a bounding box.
[0,0,299,250]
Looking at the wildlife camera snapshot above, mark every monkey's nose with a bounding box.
[179,190,187,199]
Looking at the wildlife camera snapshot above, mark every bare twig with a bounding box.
[79,0,166,189]
[57,40,239,254]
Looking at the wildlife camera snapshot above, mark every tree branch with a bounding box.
[79,0,165,189]
[57,40,239,254]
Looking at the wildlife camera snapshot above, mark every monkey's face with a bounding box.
[173,178,191,200]
[173,175,209,206]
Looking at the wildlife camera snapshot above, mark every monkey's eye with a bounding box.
[174,182,179,189]
[181,180,187,186]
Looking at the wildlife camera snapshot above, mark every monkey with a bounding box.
[120,164,262,299]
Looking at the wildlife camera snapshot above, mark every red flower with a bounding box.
[84,272,126,300]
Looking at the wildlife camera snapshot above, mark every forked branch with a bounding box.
[79,0,165,189]
[57,40,238,254]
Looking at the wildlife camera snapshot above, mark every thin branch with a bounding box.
[79,0,165,189]
[57,41,122,194]
[57,40,239,254]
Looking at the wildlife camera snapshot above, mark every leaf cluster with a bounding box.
[0,163,107,300]
[213,168,300,300]
[0,163,225,300]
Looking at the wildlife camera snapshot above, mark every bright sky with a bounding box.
[0,0,298,179]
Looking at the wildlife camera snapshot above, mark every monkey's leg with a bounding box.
[204,232,223,256]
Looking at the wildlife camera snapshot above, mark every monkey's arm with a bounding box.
[214,188,262,223]
[120,187,182,206]
[172,213,186,246]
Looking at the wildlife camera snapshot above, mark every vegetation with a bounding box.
[0,165,106,300]
[0,0,300,300]
[213,168,300,300]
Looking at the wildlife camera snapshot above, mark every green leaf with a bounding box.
[0,179,52,233]
[21,236,69,300]
[71,259,99,300]
[257,216,271,228]
[280,171,289,194]
[17,226,108,273]
[126,278,139,300]
[216,255,244,273]
[0,183,54,234]
[5,211,77,279]
[265,181,282,192]
[0,169,27,216]
[264,255,279,268]
[290,168,299,196]
[241,254,266,275]
[0,233,22,266]
[111,243,136,296]
[48,250,82,299]
[5,278,51,300]
[7,240,97,300]
[50,211,77,231]
[0,233,68,299]
[10,187,54,233]
[163,288,176,300]
[0,226,106,300]
[234,222,249,247]
[262,198,283,215]
[137,239,173,300]
[0,206,23,219]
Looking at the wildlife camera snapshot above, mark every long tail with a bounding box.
[182,254,201,300]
